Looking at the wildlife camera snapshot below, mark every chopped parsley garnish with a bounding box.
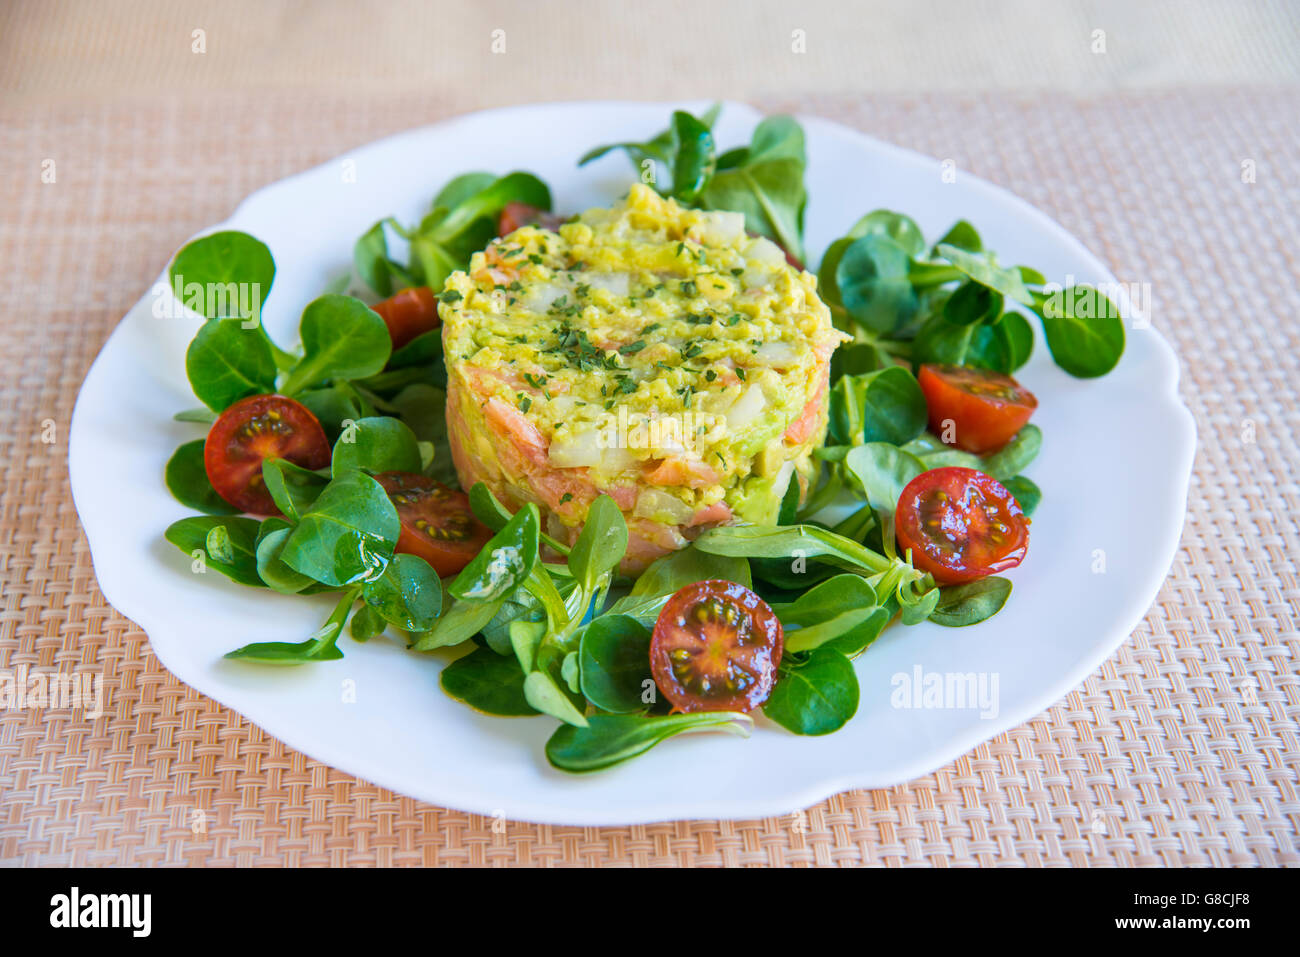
[705,369,717,382]
[437,289,463,304]
[551,320,619,372]
[560,493,573,504]
[736,367,747,380]
[528,254,544,265]
[680,279,698,297]
[517,394,532,413]
[619,340,647,355]
[523,372,547,389]
[727,313,743,326]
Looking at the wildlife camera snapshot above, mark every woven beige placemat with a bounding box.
[0,89,1296,866]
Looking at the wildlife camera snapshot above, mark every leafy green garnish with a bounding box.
[164,515,264,587]
[579,105,809,262]
[822,209,1124,379]
[545,712,752,773]
[165,439,237,515]
[764,650,860,735]
[280,470,400,587]
[185,318,278,413]
[927,577,1013,627]
[281,295,391,396]
[354,171,552,297]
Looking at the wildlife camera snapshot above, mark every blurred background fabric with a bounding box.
[1,1,1297,866]
[3,0,1298,100]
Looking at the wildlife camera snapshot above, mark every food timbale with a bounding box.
[439,185,848,571]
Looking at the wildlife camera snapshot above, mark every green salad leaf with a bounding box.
[545,712,752,773]
[765,650,860,735]
[280,470,401,586]
[165,439,237,515]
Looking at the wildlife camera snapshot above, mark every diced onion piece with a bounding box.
[774,460,796,503]
[522,281,569,313]
[545,395,577,419]
[548,427,638,471]
[633,487,696,525]
[724,385,768,431]
[584,271,631,298]
[696,211,746,246]
[754,341,798,367]
[646,416,690,455]
[745,236,786,265]
[741,236,785,288]
[547,428,601,467]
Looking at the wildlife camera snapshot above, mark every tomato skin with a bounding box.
[204,395,331,515]
[497,202,562,237]
[896,467,1029,585]
[918,363,1037,455]
[371,286,439,350]
[650,580,784,714]
[374,472,493,577]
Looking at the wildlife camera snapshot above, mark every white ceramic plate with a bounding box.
[69,101,1195,825]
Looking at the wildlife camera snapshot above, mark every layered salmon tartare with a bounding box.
[440,184,848,572]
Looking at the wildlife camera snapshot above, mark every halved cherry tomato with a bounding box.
[497,202,563,237]
[371,286,439,350]
[917,363,1038,455]
[650,580,784,713]
[204,395,331,515]
[895,467,1029,585]
[375,472,493,577]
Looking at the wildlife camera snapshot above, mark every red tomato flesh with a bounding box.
[895,467,1029,585]
[375,472,494,577]
[650,580,784,713]
[204,394,331,515]
[371,286,439,350]
[917,363,1037,455]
